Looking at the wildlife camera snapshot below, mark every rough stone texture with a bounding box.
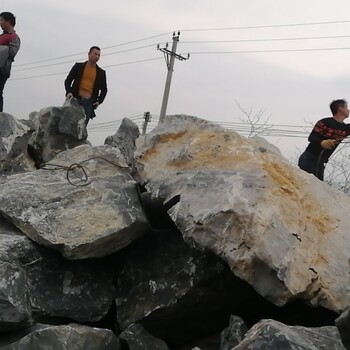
[119,323,169,349]
[104,117,140,167]
[232,319,345,350]
[134,114,350,312]
[25,245,115,322]
[0,323,120,349]
[116,226,250,347]
[0,227,115,327]
[0,261,31,331]
[336,307,350,349]
[28,101,88,165]
[220,315,248,350]
[0,113,36,174]
[0,145,150,259]
[116,227,227,330]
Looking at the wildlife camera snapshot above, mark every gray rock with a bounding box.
[232,319,345,350]
[0,145,150,259]
[28,103,88,165]
[0,230,115,326]
[120,323,169,349]
[336,307,350,349]
[105,117,140,167]
[0,261,31,331]
[220,315,248,350]
[0,323,120,349]
[0,113,35,174]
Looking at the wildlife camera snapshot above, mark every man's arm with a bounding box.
[96,69,107,105]
[64,63,79,95]
[308,120,327,145]
[7,35,20,59]
[309,119,339,149]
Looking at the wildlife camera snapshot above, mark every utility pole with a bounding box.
[158,31,189,120]
[141,111,151,135]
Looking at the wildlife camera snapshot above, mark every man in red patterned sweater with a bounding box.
[298,99,350,181]
[0,12,20,112]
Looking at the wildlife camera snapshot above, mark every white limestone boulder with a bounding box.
[134,114,350,312]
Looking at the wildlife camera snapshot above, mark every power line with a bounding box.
[12,23,350,74]
[188,47,350,55]
[180,34,350,44]
[14,20,350,69]
[88,114,144,130]
[14,34,350,73]
[87,117,314,140]
[12,44,160,72]
[10,21,350,80]
[15,32,172,67]
[181,20,350,32]
[11,57,163,80]
[103,57,162,69]
[11,71,67,80]
[101,32,172,50]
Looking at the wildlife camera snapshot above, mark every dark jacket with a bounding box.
[305,117,350,162]
[64,61,107,104]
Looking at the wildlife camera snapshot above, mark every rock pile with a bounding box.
[0,105,348,349]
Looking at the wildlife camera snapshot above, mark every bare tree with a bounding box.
[235,101,273,138]
[324,142,350,194]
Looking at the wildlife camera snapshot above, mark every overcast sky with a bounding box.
[4,0,350,160]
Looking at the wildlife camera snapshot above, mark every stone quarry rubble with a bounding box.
[0,103,349,349]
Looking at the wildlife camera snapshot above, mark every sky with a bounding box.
[4,0,350,161]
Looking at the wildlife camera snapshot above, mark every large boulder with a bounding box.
[105,117,140,167]
[336,307,350,349]
[0,220,115,329]
[28,100,88,165]
[134,114,350,312]
[0,113,35,174]
[0,145,150,259]
[0,323,120,349]
[232,319,345,349]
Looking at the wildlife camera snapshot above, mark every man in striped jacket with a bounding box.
[298,99,350,181]
[0,12,20,112]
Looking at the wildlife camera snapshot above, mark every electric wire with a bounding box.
[12,44,160,72]
[181,32,350,55]
[12,20,350,73]
[186,47,350,55]
[10,57,163,80]
[15,32,172,67]
[180,34,350,44]
[180,20,350,32]
[87,117,314,139]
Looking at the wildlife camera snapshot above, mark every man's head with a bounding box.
[88,46,101,64]
[330,99,349,118]
[0,12,16,31]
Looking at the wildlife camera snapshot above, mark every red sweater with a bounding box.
[0,32,20,59]
[0,32,17,45]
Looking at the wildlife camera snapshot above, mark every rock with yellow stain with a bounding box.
[135,114,350,312]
